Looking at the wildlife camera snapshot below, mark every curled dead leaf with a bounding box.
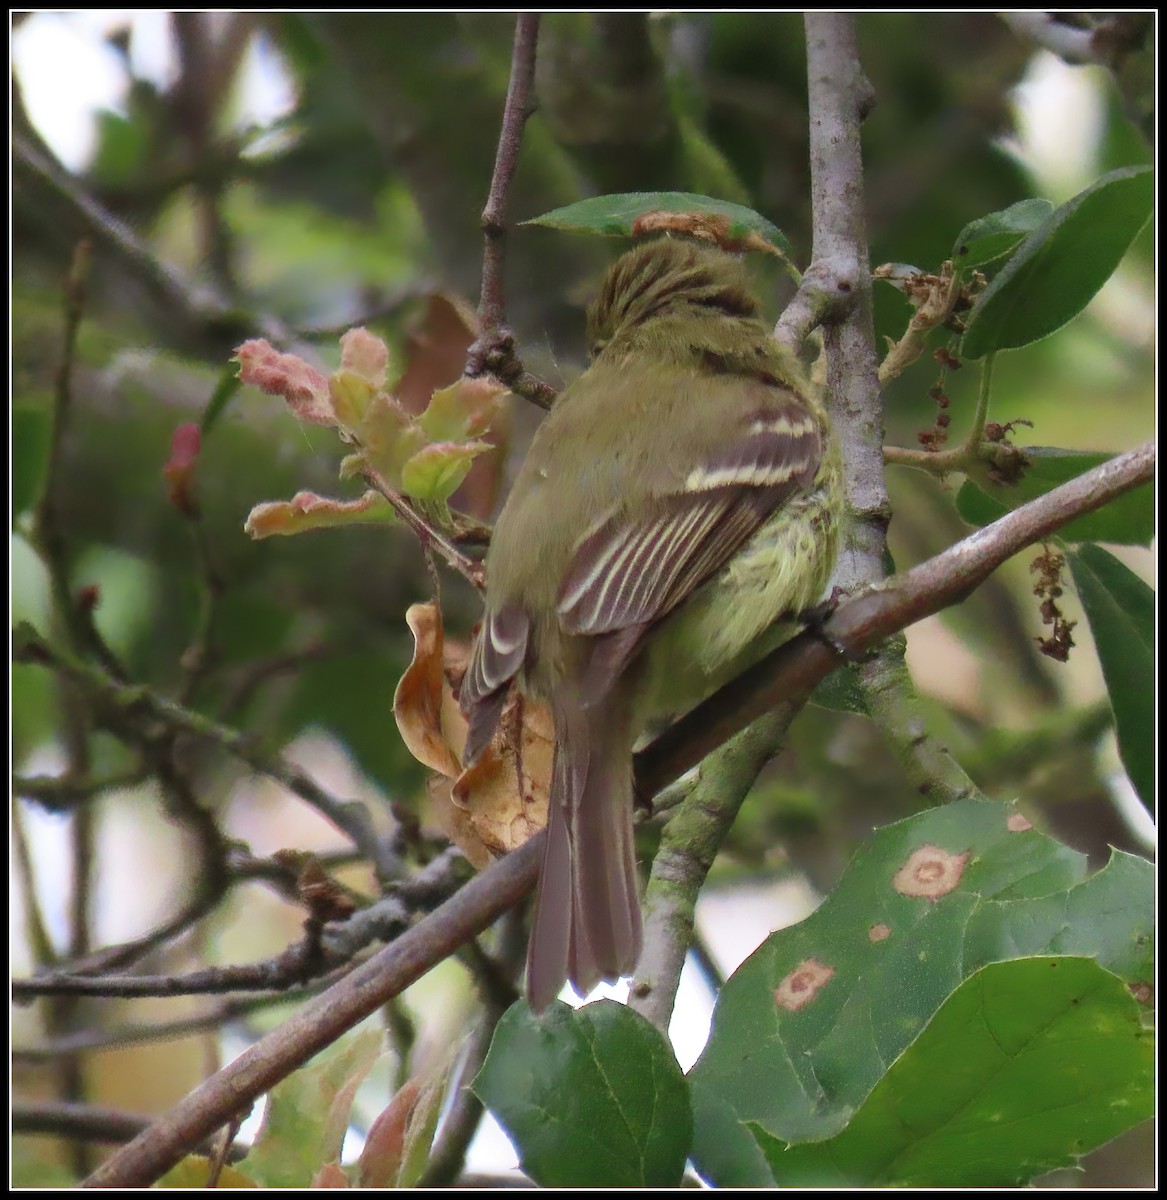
[244,490,391,540]
[394,603,552,865]
[394,603,465,778]
[452,694,552,857]
[427,775,496,870]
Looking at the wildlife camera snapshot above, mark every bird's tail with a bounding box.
[525,689,642,1012]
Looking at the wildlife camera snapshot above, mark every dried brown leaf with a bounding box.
[396,603,552,864]
[393,603,465,778]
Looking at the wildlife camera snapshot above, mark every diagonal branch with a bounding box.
[639,442,1154,790]
[81,439,1152,1188]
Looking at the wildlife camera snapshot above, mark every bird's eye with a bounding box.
[592,338,609,356]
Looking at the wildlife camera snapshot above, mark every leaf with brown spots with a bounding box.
[688,799,1153,1188]
[891,844,970,900]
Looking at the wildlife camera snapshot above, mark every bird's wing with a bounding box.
[461,392,822,751]
[558,396,822,636]
[461,602,529,765]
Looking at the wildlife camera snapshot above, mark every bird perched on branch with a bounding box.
[461,237,842,1011]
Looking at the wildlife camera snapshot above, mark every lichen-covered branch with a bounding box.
[78,438,1152,1186]
[630,708,797,1030]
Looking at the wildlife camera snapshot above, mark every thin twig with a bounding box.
[13,942,359,1002]
[874,262,964,386]
[217,642,334,722]
[420,908,526,1185]
[11,626,389,872]
[14,989,333,1062]
[881,354,1020,477]
[687,929,727,997]
[478,13,541,334]
[31,238,102,1180]
[14,769,149,810]
[32,240,101,659]
[41,879,230,979]
[13,1100,247,1162]
[79,440,1152,1188]
[13,135,280,351]
[12,800,57,966]
[177,511,225,704]
[14,850,467,1001]
[205,1111,246,1188]
[773,258,854,355]
[82,835,544,1187]
[465,14,556,410]
[360,465,486,590]
[416,1017,496,1186]
[17,846,364,984]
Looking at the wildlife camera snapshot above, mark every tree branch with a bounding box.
[637,442,1154,796]
[80,439,1152,1188]
[800,13,983,810]
[13,136,270,352]
[630,708,797,1030]
[14,1100,244,1162]
[464,13,556,410]
[82,835,543,1187]
[11,628,390,875]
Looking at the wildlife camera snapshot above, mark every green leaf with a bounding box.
[1067,545,1154,814]
[961,166,1153,358]
[523,191,792,257]
[687,797,1154,1187]
[751,957,1154,1186]
[12,404,51,518]
[416,378,504,443]
[951,198,1054,272]
[475,999,692,1187]
[400,440,490,503]
[237,1028,383,1188]
[955,448,1154,546]
[156,1157,259,1188]
[963,851,1154,983]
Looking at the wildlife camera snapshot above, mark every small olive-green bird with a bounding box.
[461,238,841,1011]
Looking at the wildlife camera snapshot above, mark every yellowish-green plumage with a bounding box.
[461,238,842,1010]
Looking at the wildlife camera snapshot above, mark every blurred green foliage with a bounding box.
[11,13,1153,1187]
[12,0,1154,995]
